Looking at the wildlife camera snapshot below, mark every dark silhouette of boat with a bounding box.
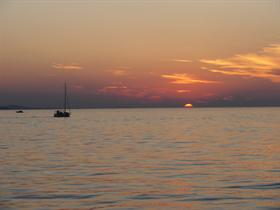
[54,83,71,118]
[16,110,24,113]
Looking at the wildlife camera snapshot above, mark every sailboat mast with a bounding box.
[64,82,67,112]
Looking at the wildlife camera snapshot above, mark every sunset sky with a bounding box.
[1,0,280,107]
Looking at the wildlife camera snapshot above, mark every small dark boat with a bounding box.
[54,83,71,118]
[16,110,24,113]
[54,110,70,117]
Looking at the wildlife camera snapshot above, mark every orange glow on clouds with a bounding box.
[98,85,128,93]
[200,44,280,82]
[172,59,192,63]
[177,90,191,93]
[52,63,83,71]
[162,74,218,84]
[113,70,127,76]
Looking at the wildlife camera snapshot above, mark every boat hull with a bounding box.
[54,112,70,118]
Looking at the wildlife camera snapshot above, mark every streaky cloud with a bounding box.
[172,59,192,63]
[52,63,83,70]
[177,89,191,93]
[200,44,280,82]
[113,70,127,76]
[162,73,218,84]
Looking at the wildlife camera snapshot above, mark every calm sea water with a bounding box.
[0,108,279,210]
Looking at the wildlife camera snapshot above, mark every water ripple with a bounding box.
[12,194,99,200]
[227,182,280,190]
[1,108,279,209]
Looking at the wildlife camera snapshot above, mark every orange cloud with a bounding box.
[109,66,131,76]
[97,84,189,100]
[177,90,191,93]
[98,85,149,99]
[71,84,84,90]
[172,59,192,63]
[113,70,127,76]
[162,74,217,84]
[98,85,128,92]
[52,63,83,70]
[200,44,280,82]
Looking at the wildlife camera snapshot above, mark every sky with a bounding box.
[1,0,280,108]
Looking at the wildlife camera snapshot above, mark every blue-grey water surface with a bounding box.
[0,108,279,209]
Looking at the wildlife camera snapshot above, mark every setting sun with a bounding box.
[184,103,193,108]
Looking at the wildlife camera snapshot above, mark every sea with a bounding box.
[0,108,279,210]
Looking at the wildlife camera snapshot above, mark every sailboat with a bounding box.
[54,83,71,118]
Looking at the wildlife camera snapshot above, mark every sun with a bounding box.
[184,103,193,108]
